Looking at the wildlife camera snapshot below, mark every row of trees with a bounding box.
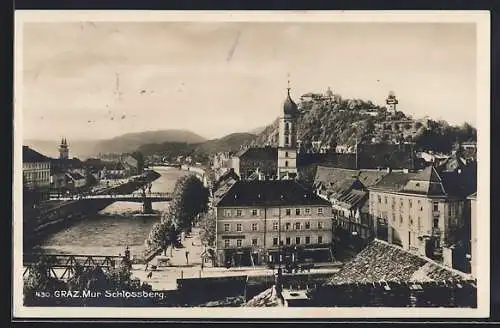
[144,174,210,258]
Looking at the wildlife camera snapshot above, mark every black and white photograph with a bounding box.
[13,11,490,318]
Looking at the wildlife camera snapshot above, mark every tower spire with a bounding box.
[287,73,291,95]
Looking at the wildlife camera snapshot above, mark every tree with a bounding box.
[167,175,209,232]
[199,210,216,247]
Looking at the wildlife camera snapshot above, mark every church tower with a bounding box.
[58,137,69,160]
[277,79,299,179]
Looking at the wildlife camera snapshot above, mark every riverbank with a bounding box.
[24,170,161,249]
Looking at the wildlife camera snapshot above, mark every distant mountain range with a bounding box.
[137,132,257,162]
[24,129,207,159]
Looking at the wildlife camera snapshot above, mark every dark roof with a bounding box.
[283,89,299,117]
[214,180,330,207]
[237,146,277,161]
[369,166,449,197]
[314,166,387,197]
[23,146,50,163]
[213,169,240,191]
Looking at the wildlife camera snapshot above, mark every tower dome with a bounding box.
[283,87,298,117]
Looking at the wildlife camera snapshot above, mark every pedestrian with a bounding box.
[147,271,153,279]
[144,262,149,271]
[185,250,189,265]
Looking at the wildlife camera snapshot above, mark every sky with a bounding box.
[21,21,478,141]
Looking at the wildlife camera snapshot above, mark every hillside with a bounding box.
[255,94,477,154]
[138,132,257,163]
[93,130,207,155]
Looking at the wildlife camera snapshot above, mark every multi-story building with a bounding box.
[213,179,332,267]
[23,146,51,198]
[313,166,388,240]
[368,165,472,260]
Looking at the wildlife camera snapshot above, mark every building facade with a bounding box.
[214,180,332,267]
[368,166,469,261]
[22,146,51,198]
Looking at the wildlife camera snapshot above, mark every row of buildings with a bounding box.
[22,139,143,202]
[209,85,478,277]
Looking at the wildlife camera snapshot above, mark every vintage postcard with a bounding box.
[13,10,490,319]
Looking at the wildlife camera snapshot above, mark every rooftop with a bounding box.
[325,239,472,286]
[23,146,50,163]
[237,146,277,161]
[214,180,330,207]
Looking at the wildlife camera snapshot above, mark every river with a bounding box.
[35,167,190,258]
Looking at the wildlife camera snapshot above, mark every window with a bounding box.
[318,208,323,215]
[400,199,404,208]
[236,224,242,232]
[295,222,301,230]
[305,222,311,229]
[286,237,291,245]
[273,222,279,230]
[400,215,403,224]
[252,209,258,216]
[392,213,396,222]
[305,208,311,215]
[384,196,387,204]
[378,195,382,203]
[318,222,323,230]
[252,223,258,231]
[433,219,439,228]
[295,208,301,215]
[433,202,439,212]
[273,208,280,216]
[409,216,413,225]
[305,236,311,244]
[224,209,232,217]
[236,239,242,247]
[285,161,289,167]
[273,238,278,246]
[285,223,291,230]
[224,224,230,232]
[296,237,301,244]
[318,236,323,244]
[285,152,289,158]
[285,208,291,216]
[236,209,242,217]
[409,200,412,208]
[252,239,258,246]
[224,239,230,248]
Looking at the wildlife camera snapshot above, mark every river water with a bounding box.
[36,167,190,258]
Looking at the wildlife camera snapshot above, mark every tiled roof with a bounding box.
[237,146,277,161]
[314,166,387,198]
[66,171,86,181]
[325,239,470,285]
[214,180,330,207]
[23,146,50,163]
[337,189,368,208]
[369,166,449,197]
